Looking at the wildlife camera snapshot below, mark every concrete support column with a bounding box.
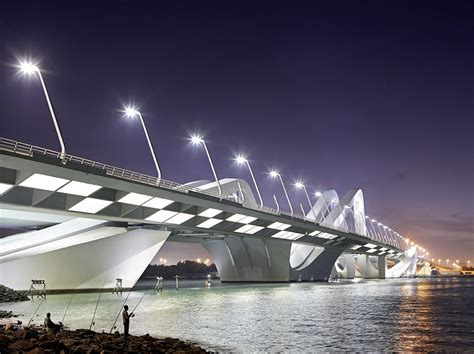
[201,237,292,282]
[378,255,386,279]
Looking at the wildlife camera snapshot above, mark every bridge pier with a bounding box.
[0,219,170,290]
[333,254,356,279]
[289,244,345,281]
[201,237,292,282]
[356,254,387,279]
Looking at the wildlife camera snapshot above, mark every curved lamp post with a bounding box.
[270,170,293,216]
[18,60,66,159]
[235,155,263,209]
[124,107,162,179]
[191,135,222,197]
[295,181,317,222]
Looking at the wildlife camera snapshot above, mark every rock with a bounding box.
[8,339,36,351]
[0,284,30,303]
[0,325,208,353]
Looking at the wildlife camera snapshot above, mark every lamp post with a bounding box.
[124,107,162,179]
[191,135,222,197]
[270,170,293,216]
[295,181,317,222]
[235,155,263,208]
[18,60,66,159]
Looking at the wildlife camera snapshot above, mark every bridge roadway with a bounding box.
[0,138,416,290]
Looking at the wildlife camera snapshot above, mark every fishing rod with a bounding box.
[131,286,152,315]
[27,297,46,326]
[61,292,75,325]
[89,278,107,330]
[109,286,134,333]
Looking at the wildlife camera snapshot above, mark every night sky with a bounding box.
[0,1,472,263]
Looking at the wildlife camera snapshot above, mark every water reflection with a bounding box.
[1,278,473,351]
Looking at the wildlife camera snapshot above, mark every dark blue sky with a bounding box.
[1,1,472,261]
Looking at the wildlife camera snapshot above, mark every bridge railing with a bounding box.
[0,137,406,251]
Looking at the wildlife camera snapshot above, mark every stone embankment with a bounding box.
[0,324,207,353]
[0,285,29,303]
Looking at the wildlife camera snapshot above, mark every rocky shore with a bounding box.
[0,285,29,303]
[0,323,208,353]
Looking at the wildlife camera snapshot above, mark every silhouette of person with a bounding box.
[44,312,61,333]
[122,305,134,339]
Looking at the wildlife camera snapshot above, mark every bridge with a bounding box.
[0,137,419,291]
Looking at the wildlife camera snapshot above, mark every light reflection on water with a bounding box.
[1,278,473,351]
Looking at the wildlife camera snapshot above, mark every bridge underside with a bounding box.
[0,218,170,291]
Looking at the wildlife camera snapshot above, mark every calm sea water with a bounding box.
[2,277,473,351]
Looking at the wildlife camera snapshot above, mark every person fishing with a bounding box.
[122,305,134,340]
[44,312,62,333]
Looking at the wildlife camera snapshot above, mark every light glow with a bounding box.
[235,155,247,165]
[269,170,279,178]
[350,245,362,250]
[267,222,291,230]
[118,192,153,206]
[226,214,246,222]
[146,210,178,222]
[58,181,102,197]
[191,135,204,145]
[294,181,304,189]
[366,248,377,253]
[315,191,322,197]
[143,197,174,209]
[199,208,223,218]
[0,183,14,195]
[18,60,39,75]
[245,226,264,234]
[364,243,377,248]
[166,213,194,225]
[69,198,113,214]
[197,218,222,229]
[124,106,139,118]
[238,216,257,224]
[19,173,69,191]
[234,224,255,233]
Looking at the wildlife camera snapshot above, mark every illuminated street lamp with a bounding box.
[191,135,222,197]
[235,155,263,208]
[18,60,66,159]
[124,107,162,179]
[269,170,293,216]
[315,191,322,198]
[294,181,317,222]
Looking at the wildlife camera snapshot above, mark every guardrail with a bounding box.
[0,137,405,251]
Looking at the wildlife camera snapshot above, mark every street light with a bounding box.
[124,106,162,179]
[18,60,66,159]
[191,135,222,197]
[269,170,293,216]
[235,155,263,209]
[295,181,317,222]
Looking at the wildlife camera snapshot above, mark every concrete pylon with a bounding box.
[0,219,170,290]
[201,237,292,282]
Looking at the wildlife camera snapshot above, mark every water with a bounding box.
[2,278,474,351]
